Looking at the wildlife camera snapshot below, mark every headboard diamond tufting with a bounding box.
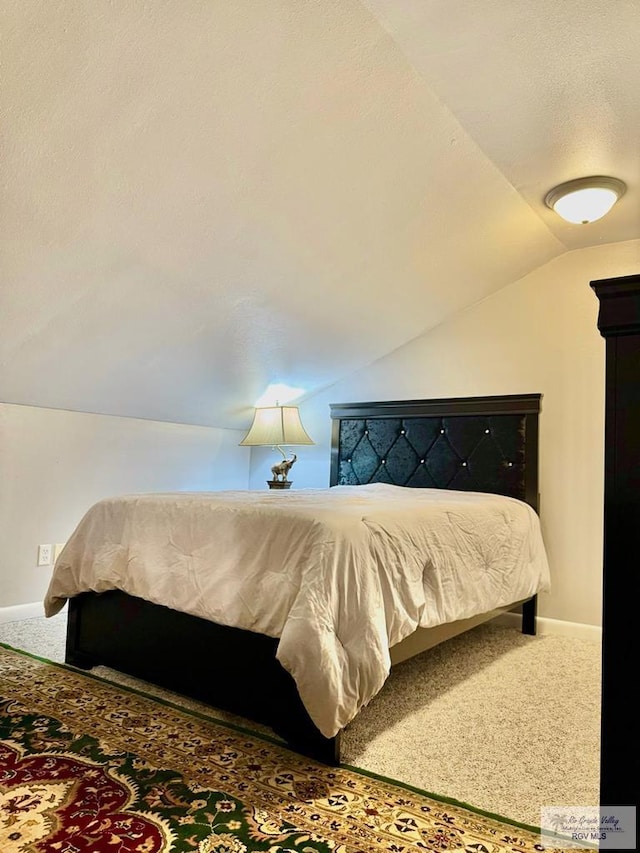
[330,394,540,511]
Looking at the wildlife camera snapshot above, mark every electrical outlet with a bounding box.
[37,544,52,566]
[53,543,65,562]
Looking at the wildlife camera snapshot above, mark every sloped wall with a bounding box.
[0,404,249,612]
[250,239,640,626]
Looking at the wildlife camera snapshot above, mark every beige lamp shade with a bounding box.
[239,405,314,447]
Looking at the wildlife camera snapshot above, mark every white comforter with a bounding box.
[44,484,550,738]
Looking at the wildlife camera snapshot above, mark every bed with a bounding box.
[44,393,548,764]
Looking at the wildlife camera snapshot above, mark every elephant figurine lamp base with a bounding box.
[267,452,297,489]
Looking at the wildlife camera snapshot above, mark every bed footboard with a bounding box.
[65,589,537,766]
[65,591,340,764]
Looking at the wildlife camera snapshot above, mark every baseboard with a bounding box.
[0,602,46,624]
[0,601,604,644]
[494,611,602,643]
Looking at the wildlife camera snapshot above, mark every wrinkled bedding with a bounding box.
[44,484,550,737]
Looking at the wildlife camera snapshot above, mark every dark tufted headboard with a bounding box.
[330,394,540,512]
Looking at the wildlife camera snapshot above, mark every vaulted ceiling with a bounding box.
[2,1,638,429]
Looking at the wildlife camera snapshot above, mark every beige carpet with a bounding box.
[341,621,600,826]
[0,613,600,829]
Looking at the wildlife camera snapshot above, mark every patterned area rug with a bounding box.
[0,644,562,853]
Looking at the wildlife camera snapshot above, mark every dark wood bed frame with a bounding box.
[66,392,542,764]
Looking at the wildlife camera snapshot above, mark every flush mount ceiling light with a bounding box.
[545,176,626,224]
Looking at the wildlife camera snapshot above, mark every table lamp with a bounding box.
[239,405,314,489]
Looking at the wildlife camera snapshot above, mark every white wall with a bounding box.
[0,403,249,612]
[250,240,640,627]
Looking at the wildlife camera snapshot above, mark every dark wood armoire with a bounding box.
[590,273,640,810]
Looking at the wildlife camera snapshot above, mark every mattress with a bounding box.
[44,483,551,737]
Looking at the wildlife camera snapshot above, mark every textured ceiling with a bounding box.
[2,1,638,429]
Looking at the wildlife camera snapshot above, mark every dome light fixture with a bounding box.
[544,176,626,224]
